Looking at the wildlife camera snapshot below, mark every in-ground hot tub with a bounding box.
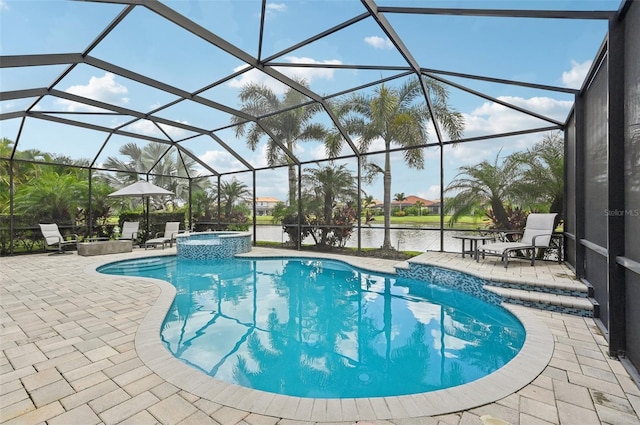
[176,231,252,260]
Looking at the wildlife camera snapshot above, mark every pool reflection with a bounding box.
[148,257,525,398]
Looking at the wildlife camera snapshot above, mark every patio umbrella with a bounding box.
[108,180,174,239]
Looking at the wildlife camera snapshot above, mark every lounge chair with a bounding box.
[39,223,79,255]
[144,221,180,249]
[119,221,139,243]
[477,213,558,268]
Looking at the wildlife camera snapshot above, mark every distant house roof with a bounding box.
[255,197,281,203]
[386,195,435,207]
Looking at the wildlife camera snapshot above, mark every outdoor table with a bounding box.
[452,234,495,260]
[86,237,110,242]
[77,240,132,256]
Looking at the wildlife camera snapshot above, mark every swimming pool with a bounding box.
[98,255,526,399]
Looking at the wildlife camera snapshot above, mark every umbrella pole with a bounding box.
[146,196,150,241]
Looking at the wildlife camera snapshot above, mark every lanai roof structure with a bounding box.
[0,0,623,186]
[2,1,640,423]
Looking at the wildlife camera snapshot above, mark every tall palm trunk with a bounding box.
[287,140,297,207]
[225,203,233,219]
[322,192,333,246]
[382,148,392,250]
[287,163,297,206]
[491,198,511,230]
[550,195,563,217]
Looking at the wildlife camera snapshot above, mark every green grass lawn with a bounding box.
[255,216,277,225]
[385,215,485,225]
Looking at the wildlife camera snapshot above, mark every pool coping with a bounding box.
[85,249,554,422]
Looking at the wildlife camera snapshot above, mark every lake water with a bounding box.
[252,224,472,252]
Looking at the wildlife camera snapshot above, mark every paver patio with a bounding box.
[1,247,639,424]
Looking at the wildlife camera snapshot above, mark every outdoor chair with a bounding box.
[118,221,139,243]
[477,213,558,268]
[39,223,79,255]
[144,221,180,249]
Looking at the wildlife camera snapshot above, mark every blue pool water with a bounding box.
[98,256,526,398]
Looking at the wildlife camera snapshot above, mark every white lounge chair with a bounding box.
[119,221,139,242]
[144,221,180,249]
[477,213,558,268]
[39,223,79,255]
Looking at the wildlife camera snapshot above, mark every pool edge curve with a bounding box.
[89,250,554,421]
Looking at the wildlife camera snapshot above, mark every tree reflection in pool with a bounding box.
[98,256,525,398]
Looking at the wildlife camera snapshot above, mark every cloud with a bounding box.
[199,149,246,173]
[280,56,342,80]
[57,72,129,112]
[562,59,592,89]
[265,3,287,17]
[1,101,15,112]
[434,95,572,167]
[357,95,570,162]
[417,185,441,202]
[295,142,350,162]
[123,119,190,140]
[254,168,289,200]
[463,96,572,137]
[360,136,385,154]
[198,147,290,199]
[309,144,327,160]
[250,143,272,169]
[0,1,8,10]
[159,121,190,139]
[199,144,275,172]
[228,56,342,95]
[364,36,394,50]
[444,142,501,166]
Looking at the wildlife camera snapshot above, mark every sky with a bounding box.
[0,0,621,203]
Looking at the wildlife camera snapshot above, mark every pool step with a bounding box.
[397,259,596,317]
[484,284,597,317]
[483,277,591,297]
[479,276,597,317]
[100,257,176,274]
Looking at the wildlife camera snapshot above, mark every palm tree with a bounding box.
[302,163,358,246]
[165,152,209,211]
[362,194,376,209]
[103,142,204,209]
[103,143,172,212]
[0,139,19,214]
[231,79,327,206]
[191,186,218,223]
[445,152,520,229]
[362,194,376,225]
[304,163,357,222]
[220,179,251,219]
[394,192,406,211]
[102,142,149,186]
[13,171,87,225]
[335,78,464,250]
[414,200,425,216]
[510,133,564,219]
[1,141,103,239]
[0,140,63,195]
